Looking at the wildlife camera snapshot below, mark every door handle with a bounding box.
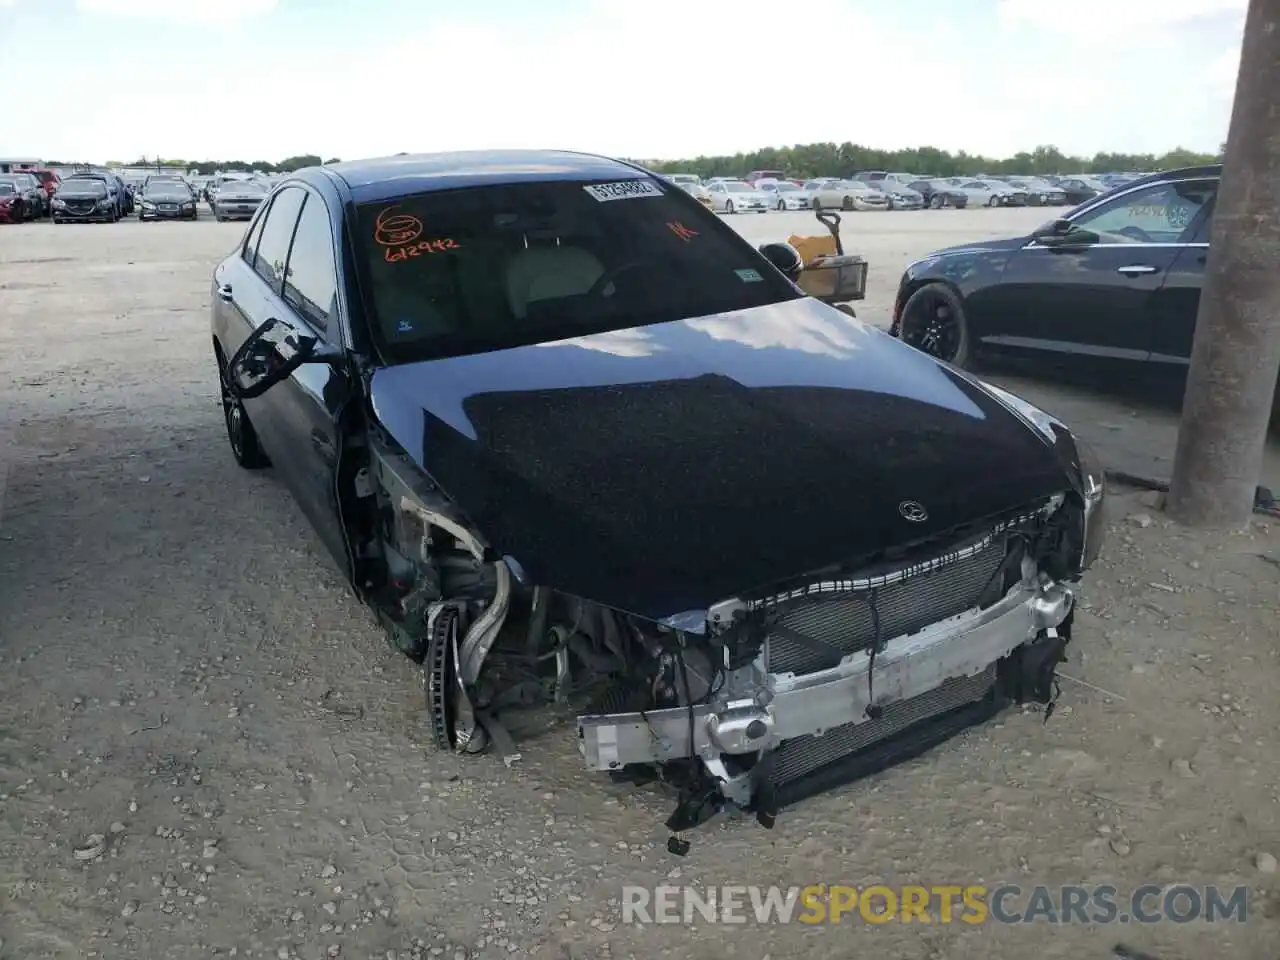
[311,430,336,465]
[1116,264,1159,276]
[217,282,234,301]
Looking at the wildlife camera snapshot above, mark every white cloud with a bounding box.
[75,0,276,22]
[998,0,1245,30]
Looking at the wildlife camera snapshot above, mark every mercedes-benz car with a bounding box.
[211,150,1103,832]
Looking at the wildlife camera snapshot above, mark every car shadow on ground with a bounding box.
[976,356,1280,492]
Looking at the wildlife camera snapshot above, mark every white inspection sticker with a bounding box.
[583,179,664,202]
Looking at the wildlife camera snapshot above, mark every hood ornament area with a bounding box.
[898,500,928,522]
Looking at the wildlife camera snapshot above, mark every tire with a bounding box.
[216,348,271,470]
[929,195,944,209]
[811,198,821,210]
[987,195,1000,208]
[841,195,854,211]
[898,282,972,368]
[776,200,785,211]
[725,200,734,214]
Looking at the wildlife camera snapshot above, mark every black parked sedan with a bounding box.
[51,177,120,223]
[212,150,1102,830]
[138,180,199,220]
[890,164,1219,373]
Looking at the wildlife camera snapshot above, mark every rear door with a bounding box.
[980,179,1213,361]
[1148,181,1217,364]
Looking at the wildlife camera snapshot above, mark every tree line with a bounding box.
[50,154,342,174]
[646,142,1224,179]
[55,142,1224,180]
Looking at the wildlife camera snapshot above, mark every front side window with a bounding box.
[355,177,800,363]
[282,192,338,334]
[1070,180,1215,244]
[251,187,306,291]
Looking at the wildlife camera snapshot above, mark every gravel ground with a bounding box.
[2,210,1279,960]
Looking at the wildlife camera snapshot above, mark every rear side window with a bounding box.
[242,206,268,264]
[251,186,305,291]
[353,177,800,363]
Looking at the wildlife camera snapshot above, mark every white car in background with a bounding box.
[802,178,890,211]
[754,180,808,210]
[947,178,1028,207]
[706,179,769,214]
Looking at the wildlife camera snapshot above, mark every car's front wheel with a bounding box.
[217,349,271,469]
[725,200,734,214]
[811,197,821,210]
[898,282,972,368]
[776,199,785,210]
[987,195,1000,208]
[841,195,854,210]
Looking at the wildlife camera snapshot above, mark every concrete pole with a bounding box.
[1166,0,1280,527]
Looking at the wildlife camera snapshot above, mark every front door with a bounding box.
[982,179,1215,362]
[227,183,353,577]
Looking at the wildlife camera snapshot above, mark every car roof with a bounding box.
[1126,163,1221,185]
[318,149,650,204]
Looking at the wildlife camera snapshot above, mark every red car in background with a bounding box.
[33,169,61,198]
[0,181,29,222]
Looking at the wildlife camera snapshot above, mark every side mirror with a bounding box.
[1032,218,1073,239]
[226,317,334,400]
[758,242,803,282]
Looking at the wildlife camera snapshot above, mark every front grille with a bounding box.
[771,664,997,787]
[763,533,1007,676]
[65,200,96,213]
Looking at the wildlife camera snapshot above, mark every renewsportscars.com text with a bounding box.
[621,884,1249,925]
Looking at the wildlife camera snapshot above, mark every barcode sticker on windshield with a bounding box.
[583,180,663,202]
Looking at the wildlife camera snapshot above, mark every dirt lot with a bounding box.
[2,211,1279,960]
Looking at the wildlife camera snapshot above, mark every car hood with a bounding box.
[368,298,1075,623]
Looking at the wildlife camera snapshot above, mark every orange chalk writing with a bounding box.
[385,238,462,262]
[374,207,424,246]
[667,220,698,242]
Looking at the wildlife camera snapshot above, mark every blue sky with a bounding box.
[0,0,1246,164]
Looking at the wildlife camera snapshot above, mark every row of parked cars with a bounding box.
[0,166,279,225]
[665,169,1147,214]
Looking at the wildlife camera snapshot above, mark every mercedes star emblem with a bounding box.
[898,500,928,522]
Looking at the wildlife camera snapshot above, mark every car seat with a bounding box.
[504,243,609,321]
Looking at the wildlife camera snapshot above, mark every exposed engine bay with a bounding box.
[362,435,1089,837]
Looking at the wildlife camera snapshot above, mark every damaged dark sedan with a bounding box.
[211,151,1106,832]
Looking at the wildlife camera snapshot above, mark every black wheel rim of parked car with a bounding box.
[901,288,962,363]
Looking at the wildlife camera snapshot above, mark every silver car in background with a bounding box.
[755,180,809,210]
[706,179,770,214]
[212,178,268,221]
[803,179,890,211]
[868,182,924,210]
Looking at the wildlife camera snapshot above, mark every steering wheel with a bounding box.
[1117,225,1152,243]
[586,262,644,299]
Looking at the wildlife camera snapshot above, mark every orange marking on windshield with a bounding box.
[667,220,698,242]
[385,238,462,262]
[374,207,424,246]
